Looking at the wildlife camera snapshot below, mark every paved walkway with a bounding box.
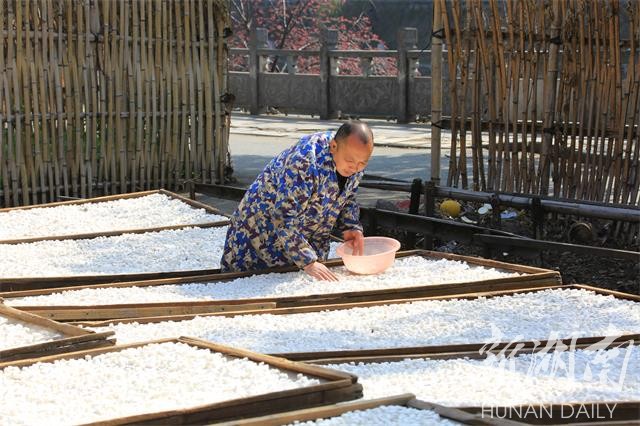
[231,113,432,149]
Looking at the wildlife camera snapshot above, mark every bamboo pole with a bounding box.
[627,72,640,206]
[159,0,169,190]
[185,0,196,186]
[174,1,186,189]
[88,0,98,198]
[450,0,472,190]
[96,0,107,193]
[129,0,140,192]
[6,1,20,206]
[606,1,623,203]
[577,0,597,200]
[563,0,580,199]
[147,0,155,190]
[107,0,118,195]
[471,42,483,191]
[506,0,519,194]
[592,4,616,202]
[519,0,532,194]
[51,0,64,201]
[614,4,634,204]
[117,0,127,193]
[39,1,53,203]
[553,0,570,199]
[150,0,160,189]
[215,0,227,183]
[430,0,443,185]
[621,8,639,206]
[539,0,562,197]
[569,0,584,199]
[588,3,608,201]
[169,3,180,190]
[32,0,44,204]
[205,0,216,183]
[190,0,204,185]
[73,2,85,199]
[216,5,229,184]
[529,2,542,195]
[137,0,148,190]
[472,1,497,190]
[184,0,195,187]
[23,0,38,205]
[15,0,30,205]
[489,0,508,193]
[61,0,74,198]
[587,1,607,201]
[0,0,8,207]
[440,0,458,187]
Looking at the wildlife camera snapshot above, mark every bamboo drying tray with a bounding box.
[297,342,640,425]
[69,284,636,327]
[0,189,229,246]
[3,250,562,320]
[65,285,640,367]
[0,337,363,425]
[290,333,640,365]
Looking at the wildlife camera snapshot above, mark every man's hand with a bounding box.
[343,230,365,255]
[304,261,339,281]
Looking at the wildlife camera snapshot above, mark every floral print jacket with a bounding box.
[220,131,363,272]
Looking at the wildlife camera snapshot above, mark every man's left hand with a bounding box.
[343,230,364,256]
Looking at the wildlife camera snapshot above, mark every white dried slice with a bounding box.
[290,404,460,425]
[328,345,640,406]
[92,289,640,353]
[0,342,321,425]
[0,193,226,240]
[9,256,518,306]
[0,227,228,278]
[0,315,64,350]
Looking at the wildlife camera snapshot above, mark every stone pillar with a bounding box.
[397,27,417,123]
[249,28,268,115]
[319,28,338,120]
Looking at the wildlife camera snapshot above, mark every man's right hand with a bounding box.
[303,261,339,281]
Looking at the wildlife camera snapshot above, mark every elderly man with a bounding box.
[220,121,374,281]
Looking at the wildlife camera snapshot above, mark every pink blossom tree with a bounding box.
[229,0,396,75]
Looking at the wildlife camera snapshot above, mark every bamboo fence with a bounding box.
[0,0,231,208]
[439,0,639,209]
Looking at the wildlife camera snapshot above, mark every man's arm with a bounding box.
[271,152,339,280]
[271,152,319,269]
[335,182,363,235]
[336,182,365,255]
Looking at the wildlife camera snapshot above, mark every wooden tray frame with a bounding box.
[0,189,229,245]
[299,343,640,425]
[292,333,640,365]
[2,250,561,320]
[0,336,362,425]
[222,347,640,424]
[70,284,638,327]
[216,393,522,426]
[67,285,639,367]
[0,301,115,363]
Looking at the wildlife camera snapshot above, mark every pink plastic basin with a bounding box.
[336,236,401,275]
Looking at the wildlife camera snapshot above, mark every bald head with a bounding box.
[334,121,373,146]
[330,120,374,177]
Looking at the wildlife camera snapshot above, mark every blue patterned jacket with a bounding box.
[220,131,363,271]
